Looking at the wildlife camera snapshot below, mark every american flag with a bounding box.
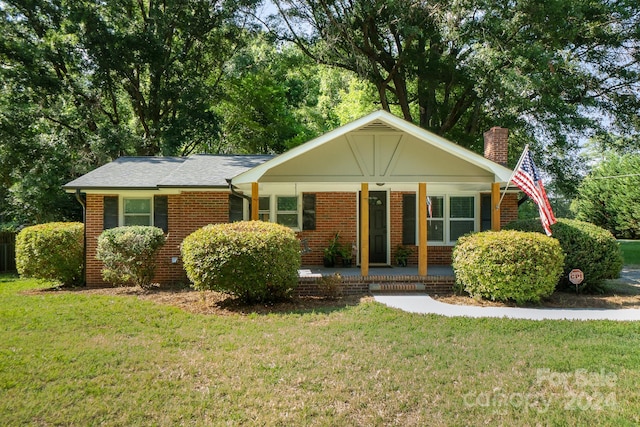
[511,147,557,236]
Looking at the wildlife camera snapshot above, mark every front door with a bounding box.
[368,191,387,264]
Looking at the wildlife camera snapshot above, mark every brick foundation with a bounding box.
[296,274,455,297]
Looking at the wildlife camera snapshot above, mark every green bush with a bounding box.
[571,153,640,238]
[96,226,166,288]
[452,230,564,304]
[181,221,301,303]
[16,222,84,286]
[504,218,623,292]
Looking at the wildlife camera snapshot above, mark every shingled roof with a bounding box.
[64,154,274,190]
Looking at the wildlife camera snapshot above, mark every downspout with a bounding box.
[74,189,87,286]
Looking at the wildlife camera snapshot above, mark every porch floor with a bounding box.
[298,265,454,279]
[296,265,455,296]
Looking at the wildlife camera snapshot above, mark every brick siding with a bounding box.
[85,192,230,287]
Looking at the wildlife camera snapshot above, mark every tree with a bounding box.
[0,0,258,223]
[270,0,640,196]
[571,153,640,238]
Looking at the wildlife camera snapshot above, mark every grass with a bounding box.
[619,240,640,267]
[2,274,640,426]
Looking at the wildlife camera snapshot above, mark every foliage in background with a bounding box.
[0,0,258,224]
[571,153,640,239]
[2,0,639,223]
[15,222,84,286]
[505,218,623,293]
[272,0,640,196]
[96,226,166,288]
[181,221,301,303]
[453,230,564,304]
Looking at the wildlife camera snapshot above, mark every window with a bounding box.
[124,198,152,226]
[258,197,270,222]
[427,196,445,242]
[276,196,299,228]
[449,196,475,241]
[406,194,477,244]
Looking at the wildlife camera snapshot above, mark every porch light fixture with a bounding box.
[376,183,385,186]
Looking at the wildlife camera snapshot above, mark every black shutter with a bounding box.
[154,196,169,233]
[302,193,316,230]
[229,194,244,222]
[103,196,119,230]
[402,194,416,245]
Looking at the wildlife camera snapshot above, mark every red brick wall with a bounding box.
[85,192,230,287]
[500,193,519,227]
[484,127,509,166]
[85,189,520,286]
[297,192,357,265]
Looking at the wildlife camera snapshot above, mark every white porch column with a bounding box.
[418,182,428,276]
[360,183,369,277]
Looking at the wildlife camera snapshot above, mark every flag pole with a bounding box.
[496,145,529,210]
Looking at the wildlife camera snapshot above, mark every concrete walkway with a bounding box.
[374,268,640,321]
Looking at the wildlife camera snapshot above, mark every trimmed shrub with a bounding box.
[96,226,166,288]
[16,222,84,286]
[453,230,564,304]
[181,221,301,303]
[504,218,623,292]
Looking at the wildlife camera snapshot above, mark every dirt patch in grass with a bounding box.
[27,284,368,316]
[26,269,640,312]
[433,276,640,309]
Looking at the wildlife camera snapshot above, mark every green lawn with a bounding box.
[619,240,640,266]
[1,275,640,426]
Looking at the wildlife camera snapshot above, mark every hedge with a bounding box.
[96,226,166,288]
[181,221,301,303]
[504,218,623,292]
[453,230,564,304]
[16,222,84,286]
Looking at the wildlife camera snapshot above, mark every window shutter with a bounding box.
[302,193,316,231]
[103,196,119,230]
[229,194,244,222]
[154,196,169,233]
[402,194,416,245]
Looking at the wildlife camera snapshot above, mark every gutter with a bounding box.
[226,179,252,202]
[74,189,87,286]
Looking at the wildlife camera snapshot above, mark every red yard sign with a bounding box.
[569,269,584,285]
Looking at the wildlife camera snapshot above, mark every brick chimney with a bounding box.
[483,127,509,166]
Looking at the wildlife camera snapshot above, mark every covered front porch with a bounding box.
[231,111,514,281]
[297,264,456,296]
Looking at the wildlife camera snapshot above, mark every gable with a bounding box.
[233,111,512,186]
[261,131,492,183]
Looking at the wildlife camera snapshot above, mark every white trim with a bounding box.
[231,110,514,185]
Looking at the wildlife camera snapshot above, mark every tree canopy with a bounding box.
[1,0,639,224]
[571,153,640,239]
[270,0,640,194]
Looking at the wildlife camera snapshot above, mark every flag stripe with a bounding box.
[511,148,557,236]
